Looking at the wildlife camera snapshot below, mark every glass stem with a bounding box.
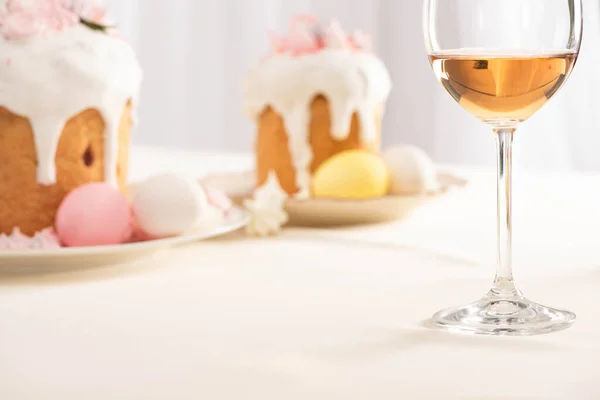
[491,128,520,298]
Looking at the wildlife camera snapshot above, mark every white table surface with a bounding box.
[2,146,600,399]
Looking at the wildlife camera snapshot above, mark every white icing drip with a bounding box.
[99,103,126,186]
[358,105,376,141]
[329,98,354,140]
[244,49,391,196]
[29,117,65,185]
[0,24,142,186]
[282,105,312,199]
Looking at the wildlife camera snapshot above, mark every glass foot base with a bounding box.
[432,294,575,336]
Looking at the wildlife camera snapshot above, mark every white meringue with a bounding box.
[0,227,61,250]
[244,171,289,237]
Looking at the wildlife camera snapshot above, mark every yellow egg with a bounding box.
[312,150,391,199]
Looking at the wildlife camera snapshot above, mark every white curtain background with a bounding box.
[104,0,600,171]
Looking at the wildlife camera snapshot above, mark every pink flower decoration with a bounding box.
[290,15,318,35]
[268,31,286,54]
[287,30,320,55]
[350,30,372,50]
[0,0,79,40]
[69,0,108,25]
[324,21,351,50]
[268,15,372,56]
[268,15,320,55]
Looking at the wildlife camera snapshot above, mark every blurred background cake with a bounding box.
[0,0,142,235]
[244,16,392,199]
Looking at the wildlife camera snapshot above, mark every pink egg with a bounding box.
[55,183,133,247]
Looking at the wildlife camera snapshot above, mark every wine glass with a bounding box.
[424,0,583,335]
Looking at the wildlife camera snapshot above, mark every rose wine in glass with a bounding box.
[429,53,577,124]
[424,0,582,335]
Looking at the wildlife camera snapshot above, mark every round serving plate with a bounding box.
[0,206,249,269]
[203,172,467,227]
[285,173,466,226]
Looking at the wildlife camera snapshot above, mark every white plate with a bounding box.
[203,172,466,227]
[0,206,249,269]
[285,173,466,226]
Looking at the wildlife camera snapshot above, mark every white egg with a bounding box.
[132,173,208,237]
[383,145,439,195]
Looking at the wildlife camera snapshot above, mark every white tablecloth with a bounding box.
[1,146,600,399]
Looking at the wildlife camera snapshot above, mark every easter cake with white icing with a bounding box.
[0,0,142,235]
[244,16,392,200]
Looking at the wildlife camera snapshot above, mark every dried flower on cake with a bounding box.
[267,14,373,56]
[0,0,113,40]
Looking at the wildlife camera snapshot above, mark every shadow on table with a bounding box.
[311,324,567,364]
[281,228,480,267]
